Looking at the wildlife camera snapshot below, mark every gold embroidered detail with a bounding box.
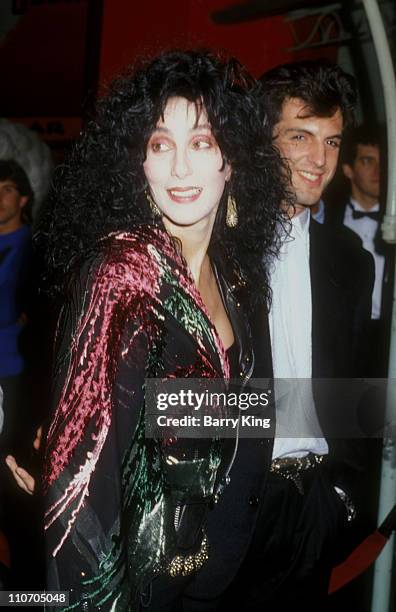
[167,533,209,577]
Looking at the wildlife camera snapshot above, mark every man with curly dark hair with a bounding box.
[183,61,374,612]
[252,60,374,608]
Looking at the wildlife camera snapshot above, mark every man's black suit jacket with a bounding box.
[184,219,374,602]
[325,198,394,332]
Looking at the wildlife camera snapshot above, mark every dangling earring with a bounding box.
[145,189,161,218]
[226,192,238,228]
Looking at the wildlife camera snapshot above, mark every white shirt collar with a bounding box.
[291,207,311,240]
[311,199,325,224]
[350,197,380,213]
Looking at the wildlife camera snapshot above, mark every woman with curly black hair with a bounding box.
[38,50,289,611]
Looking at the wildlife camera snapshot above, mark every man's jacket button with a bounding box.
[248,495,259,507]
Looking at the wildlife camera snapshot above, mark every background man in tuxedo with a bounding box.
[183,61,374,612]
[325,125,392,377]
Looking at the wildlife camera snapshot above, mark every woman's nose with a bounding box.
[171,148,192,179]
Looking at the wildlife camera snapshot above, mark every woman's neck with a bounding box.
[163,215,215,286]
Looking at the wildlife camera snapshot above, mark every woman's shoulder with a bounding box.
[78,225,179,296]
[103,225,174,262]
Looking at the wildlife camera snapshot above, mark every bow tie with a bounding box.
[349,203,380,221]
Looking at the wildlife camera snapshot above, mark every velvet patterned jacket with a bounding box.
[43,226,241,611]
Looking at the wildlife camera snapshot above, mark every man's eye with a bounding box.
[327,139,340,149]
[291,134,305,142]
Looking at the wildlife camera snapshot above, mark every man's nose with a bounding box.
[308,142,326,168]
[171,148,192,179]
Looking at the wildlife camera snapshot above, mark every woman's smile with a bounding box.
[167,186,203,203]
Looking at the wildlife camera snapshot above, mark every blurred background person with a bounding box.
[0,385,11,591]
[0,119,54,432]
[0,121,53,593]
[0,385,3,436]
[0,159,33,455]
[0,119,53,225]
[324,124,393,377]
[0,159,44,593]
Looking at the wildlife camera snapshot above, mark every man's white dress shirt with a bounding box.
[269,209,328,459]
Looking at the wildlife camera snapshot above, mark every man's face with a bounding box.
[0,180,27,234]
[273,97,343,212]
[342,143,380,206]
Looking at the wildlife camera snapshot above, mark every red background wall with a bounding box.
[1,0,338,143]
[98,0,337,86]
[1,1,89,117]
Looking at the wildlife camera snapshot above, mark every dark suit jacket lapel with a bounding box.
[310,219,344,378]
[325,198,347,227]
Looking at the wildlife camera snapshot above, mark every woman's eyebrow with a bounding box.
[151,124,212,134]
[150,127,170,134]
[192,123,211,131]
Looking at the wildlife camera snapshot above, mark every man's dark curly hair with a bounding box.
[38,50,290,307]
[0,159,34,224]
[341,122,384,166]
[259,60,357,130]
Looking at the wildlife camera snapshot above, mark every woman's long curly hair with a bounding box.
[38,50,291,309]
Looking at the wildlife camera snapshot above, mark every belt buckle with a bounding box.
[270,454,322,495]
[290,472,304,495]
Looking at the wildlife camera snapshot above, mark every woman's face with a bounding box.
[143,96,231,227]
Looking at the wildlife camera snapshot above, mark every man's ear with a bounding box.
[19,196,28,209]
[342,163,353,180]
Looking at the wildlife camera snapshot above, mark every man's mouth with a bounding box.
[167,187,202,202]
[297,170,323,185]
